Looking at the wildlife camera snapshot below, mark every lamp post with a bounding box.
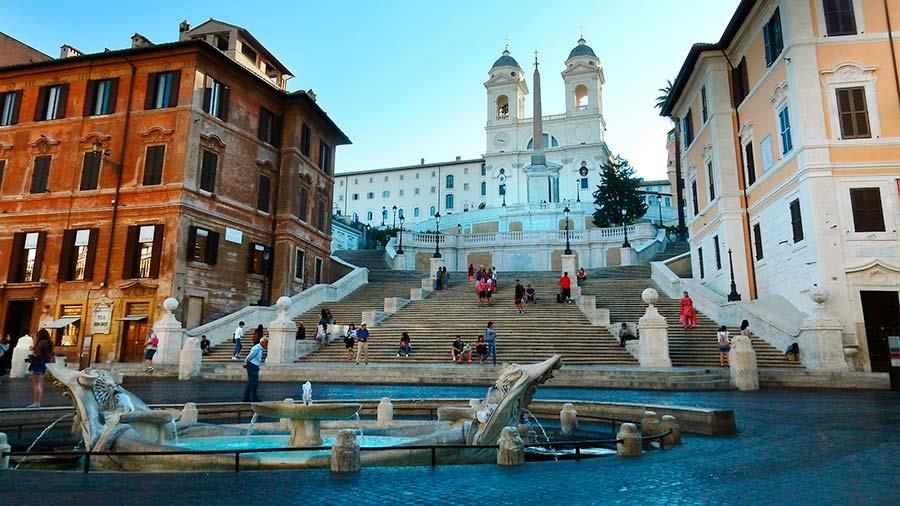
[575,178,581,203]
[365,224,371,249]
[727,249,742,301]
[397,215,405,254]
[621,207,631,248]
[657,194,663,228]
[563,205,572,255]
[392,205,397,230]
[433,212,442,258]
[381,206,387,227]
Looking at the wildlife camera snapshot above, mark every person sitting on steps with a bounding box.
[576,267,587,285]
[397,332,412,358]
[525,283,536,304]
[617,323,638,347]
[451,336,472,363]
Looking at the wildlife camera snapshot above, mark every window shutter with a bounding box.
[187,226,198,261]
[207,230,220,266]
[790,199,803,242]
[7,232,25,282]
[202,83,212,113]
[56,84,69,119]
[850,188,885,232]
[144,72,157,110]
[81,152,100,191]
[698,247,705,279]
[10,91,22,124]
[34,86,48,121]
[219,86,230,121]
[200,151,217,192]
[753,223,764,260]
[58,229,76,281]
[83,80,97,116]
[247,243,256,272]
[122,225,139,278]
[107,78,119,114]
[83,228,99,280]
[149,224,164,278]
[31,231,46,282]
[266,246,274,277]
[745,142,756,186]
[168,71,181,108]
[257,175,270,212]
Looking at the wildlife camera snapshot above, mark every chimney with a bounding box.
[131,33,154,49]
[59,45,83,59]
[179,20,191,33]
[455,156,461,161]
[306,89,317,102]
[420,158,425,165]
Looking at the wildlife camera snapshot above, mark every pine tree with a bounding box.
[591,156,648,228]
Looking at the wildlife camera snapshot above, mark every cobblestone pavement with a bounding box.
[3,378,899,505]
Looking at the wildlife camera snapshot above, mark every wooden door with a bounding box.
[120,320,148,362]
[861,291,900,372]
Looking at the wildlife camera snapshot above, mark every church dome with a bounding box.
[492,49,520,69]
[567,37,597,59]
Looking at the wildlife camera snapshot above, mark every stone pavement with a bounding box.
[2,377,899,504]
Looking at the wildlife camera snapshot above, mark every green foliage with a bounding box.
[369,227,399,248]
[591,156,648,228]
[655,79,673,111]
[665,224,688,241]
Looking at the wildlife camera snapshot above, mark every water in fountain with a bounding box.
[169,420,179,444]
[14,413,74,470]
[523,408,557,461]
[352,413,364,438]
[302,381,312,406]
[247,413,259,436]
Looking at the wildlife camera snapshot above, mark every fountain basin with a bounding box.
[252,402,362,446]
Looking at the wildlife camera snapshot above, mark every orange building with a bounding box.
[0,20,349,366]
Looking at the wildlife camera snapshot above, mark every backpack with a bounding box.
[556,293,564,304]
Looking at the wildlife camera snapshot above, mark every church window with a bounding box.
[481,182,487,195]
[413,207,420,218]
[429,206,436,216]
[464,183,469,191]
[580,178,589,189]
[480,164,486,176]
[496,95,509,119]
[526,134,559,149]
[366,211,373,221]
[574,84,589,110]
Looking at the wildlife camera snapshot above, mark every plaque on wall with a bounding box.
[91,298,114,335]
[225,227,243,244]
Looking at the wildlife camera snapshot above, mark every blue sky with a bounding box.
[5,0,738,179]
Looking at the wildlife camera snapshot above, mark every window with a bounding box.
[317,202,326,232]
[123,224,163,279]
[581,178,589,189]
[382,190,390,198]
[413,208,420,217]
[481,164,486,176]
[763,8,784,66]
[496,95,509,119]
[300,124,312,156]
[257,175,271,213]
[31,155,51,193]
[398,208,404,218]
[731,57,749,106]
[367,192,374,199]
[836,87,870,139]
[338,195,344,201]
[429,206,436,216]
[248,243,272,276]
[481,182,487,195]
[849,188,886,232]
[35,84,68,121]
[142,145,165,186]
[400,175,404,180]
[760,135,774,171]
[187,226,219,265]
[463,169,468,175]
[707,161,716,200]
[463,183,469,191]
[258,107,281,146]
[446,175,454,189]
[713,235,722,270]
[691,180,699,216]
[199,150,218,192]
[682,109,694,148]
[430,186,436,194]
[698,247,705,279]
[526,134,559,149]
[445,194,454,209]
[431,171,436,178]
[789,198,804,243]
[144,71,180,109]
[385,176,389,182]
[294,248,305,281]
[7,231,46,283]
[369,177,374,183]
[778,107,793,154]
[415,188,420,195]
[85,78,118,116]
[416,173,421,179]
[0,90,22,126]
[241,43,257,61]
[824,0,857,36]
[753,223,764,260]
[298,188,309,221]
[366,211,373,221]
[701,86,708,123]
[80,152,101,191]
[314,257,323,284]
[202,78,230,121]
[664,197,671,207]
[399,189,405,197]
[352,193,359,201]
[742,142,756,187]
[319,141,331,175]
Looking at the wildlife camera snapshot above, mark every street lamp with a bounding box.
[392,205,397,229]
[433,212,442,258]
[575,178,581,203]
[657,194,663,228]
[381,206,387,227]
[563,205,572,255]
[727,249,742,301]
[397,215,405,254]
[621,207,631,248]
[365,224,371,249]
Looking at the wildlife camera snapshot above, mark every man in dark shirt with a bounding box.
[295,321,306,340]
[355,323,370,365]
[451,336,471,363]
[514,279,526,314]
[200,335,211,356]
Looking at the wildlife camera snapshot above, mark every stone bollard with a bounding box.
[331,429,360,473]
[729,335,760,391]
[153,297,185,365]
[9,335,33,378]
[660,415,682,445]
[560,403,579,436]
[638,289,672,367]
[178,336,202,380]
[180,402,199,424]
[280,399,295,430]
[0,432,10,470]
[497,426,525,466]
[377,398,393,425]
[641,411,661,438]
[616,423,642,457]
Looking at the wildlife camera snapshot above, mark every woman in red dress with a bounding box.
[679,291,699,329]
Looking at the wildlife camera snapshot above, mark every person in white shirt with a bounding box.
[232,321,245,360]
[243,337,267,402]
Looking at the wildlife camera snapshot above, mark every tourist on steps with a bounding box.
[252,324,265,345]
[295,321,306,341]
[559,272,572,303]
[344,323,357,361]
[485,277,495,306]
[617,323,638,347]
[679,292,699,330]
[232,321,245,360]
[739,320,751,338]
[200,335,211,356]
[243,337,267,402]
[451,336,472,363]
[576,267,587,285]
[27,329,53,408]
[514,279,526,314]
[143,329,159,373]
[484,321,497,365]
[475,335,488,363]
[435,268,443,290]
[476,278,487,307]
[355,323,370,365]
[525,283,536,304]
[397,332,412,357]
[468,264,475,281]
[717,326,731,367]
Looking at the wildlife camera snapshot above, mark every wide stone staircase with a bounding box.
[300,271,638,366]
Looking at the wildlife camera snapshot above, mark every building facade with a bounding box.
[0,21,349,366]
[662,0,900,372]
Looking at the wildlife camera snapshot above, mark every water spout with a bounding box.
[14,413,74,469]
[247,413,259,436]
[169,420,179,444]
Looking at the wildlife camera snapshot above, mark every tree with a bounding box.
[592,156,648,228]
[654,79,673,111]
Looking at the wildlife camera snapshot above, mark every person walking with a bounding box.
[484,321,497,365]
[252,324,265,345]
[559,272,572,303]
[344,323,358,361]
[27,329,54,408]
[397,332,412,358]
[514,279,526,314]
[485,277,495,307]
[739,320,751,338]
[232,321,245,360]
[476,278,487,307]
[295,321,306,341]
[443,267,450,288]
[468,264,475,281]
[243,337,267,402]
[717,325,731,367]
[355,323,370,365]
[679,292,699,329]
[143,329,159,372]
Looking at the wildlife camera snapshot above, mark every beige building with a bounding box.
[662,0,900,373]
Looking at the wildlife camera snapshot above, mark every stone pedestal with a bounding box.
[729,335,759,391]
[421,278,434,290]
[560,403,578,435]
[620,247,636,266]
[638,289,672,368]
[178,337,202,380]
[361,310,387,327]
[660,415,682,445]
[560,254,578,278]
[377,398,393,425]
[616,423,642,457]
[0,432,9,470]
[266,297,299,364]
[153,297,184,365]
[569,285,582,300]
[180,403,199,424]
[497,426,525,466]
[384,297,409,314]
[798,287,849,371]
[393,253,407,270]
[641,411,661,437]
[429,258,445,280]
[9,335,33,378]
[410,288,432,301]
[331,430,361,473]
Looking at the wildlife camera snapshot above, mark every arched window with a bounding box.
[496,95,509,119]
[429,206,436,217]
[446,174,454,189]
[445,194,454,209]
[366,211,373,221]
[463,204,469,212]
[352,212,359,222]
[413,207,420,218]
[480,181,487,196]
[574,84,589,109]
[398,208,404,218]
[526,134,559,149]
[480,163,486,176]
